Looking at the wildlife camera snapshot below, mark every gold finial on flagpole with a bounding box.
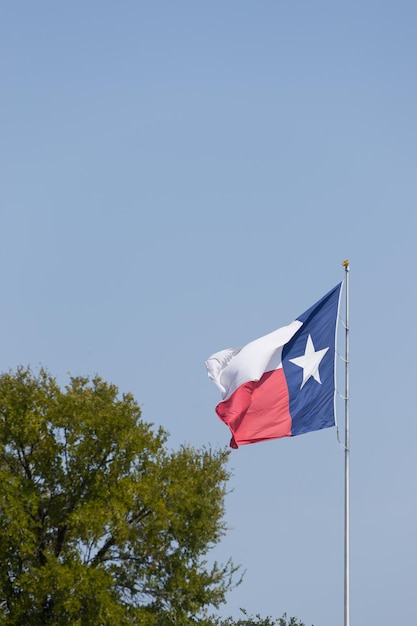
[342,259,349,267]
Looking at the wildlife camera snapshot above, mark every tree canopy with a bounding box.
[0,367,236,625]
[218,611,309,626]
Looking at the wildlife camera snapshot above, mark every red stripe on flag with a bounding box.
[215,368,292,448]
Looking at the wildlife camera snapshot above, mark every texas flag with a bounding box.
[205,284,342,448]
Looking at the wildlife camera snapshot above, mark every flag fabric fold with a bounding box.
[205,283,342,448]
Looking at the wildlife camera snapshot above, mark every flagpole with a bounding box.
[342,260,350,626]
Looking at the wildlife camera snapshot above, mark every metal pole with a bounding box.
[342,260,350,626]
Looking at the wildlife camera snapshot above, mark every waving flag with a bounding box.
[205,284,342,448]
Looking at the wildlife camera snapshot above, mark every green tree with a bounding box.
[218,610,310,626]
[0,368,237,625]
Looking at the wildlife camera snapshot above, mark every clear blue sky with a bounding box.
[1,2,416,624]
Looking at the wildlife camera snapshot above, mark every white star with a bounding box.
[289,335,329,389]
